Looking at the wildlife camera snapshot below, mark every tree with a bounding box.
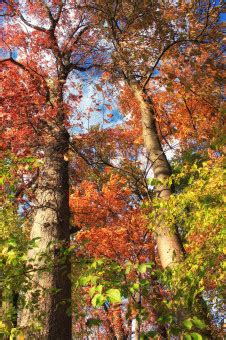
[73,0,223,337]
[85,0,222,269]
[67,127,169,338]
[68,124,224,338]
[1,0,224,338]
[1,0,100,337]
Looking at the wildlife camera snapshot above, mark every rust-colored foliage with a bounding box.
[1,0,224,338]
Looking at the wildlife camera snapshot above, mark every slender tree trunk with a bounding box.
[132,85,184,268]
[133,318,139,340]
[132,85,213,338]
[18,128,71,339]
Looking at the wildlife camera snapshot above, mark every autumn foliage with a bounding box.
[0,0,224,339]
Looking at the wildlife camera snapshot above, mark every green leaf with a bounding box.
[158,314,173,324]
[146,261,154,269]
[192,317,206,330]
[96,285,103,293]
[133,283,139,290]
[106,289,121,303]
[79,276,91,286]
[91,293,105,308]
[183,319,193,330]
[90,275,98,285]
[188,175,194,184]
[91,261,97,269]
[89,286,96,298]
[138,264,147,274]
[184,335,192,340]
[8,239,18,247]
[147,178,162,186]
[191,332,202,340]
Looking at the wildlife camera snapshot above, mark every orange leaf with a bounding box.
[105,104,112,110]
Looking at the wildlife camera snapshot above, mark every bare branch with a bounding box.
[19,14,49,33]
[65,62,100,74]
[0,54,27,70]
[142,38,206,90]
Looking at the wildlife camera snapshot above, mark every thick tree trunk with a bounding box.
[132,85,184,268]
[18,128,71,339]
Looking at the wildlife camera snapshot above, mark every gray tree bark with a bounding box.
[18,128,71,339]
[132,85,213,337]
[132,85,184,269]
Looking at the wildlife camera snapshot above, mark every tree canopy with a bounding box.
[0,0,224,339]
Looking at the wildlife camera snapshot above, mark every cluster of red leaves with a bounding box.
[70,173,153,262]
[1,65,39,155]
[152,44,223,148]
[70,168,157,338]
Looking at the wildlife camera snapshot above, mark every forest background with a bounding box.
[0,0,224,339]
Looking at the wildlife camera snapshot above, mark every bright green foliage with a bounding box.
[0,155,39,336]
[76,259,123,308]
[148,158,224,337]
[0,201,27,336]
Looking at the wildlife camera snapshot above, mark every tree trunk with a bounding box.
[132,85,184,268]
[133,290,141,340]
[132,85,213,338]
[18,128,71,340]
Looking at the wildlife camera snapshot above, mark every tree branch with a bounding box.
[0,54,52,104]
[19,14,49,33]
[142,38,206,90]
